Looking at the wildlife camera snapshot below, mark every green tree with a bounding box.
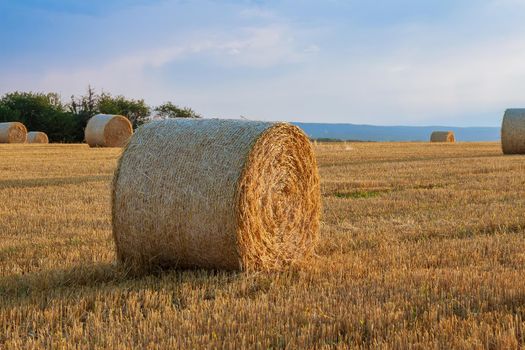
[0,88,201,142]
[0,91,78,142]
[98,93,150,128]
[69,86,100,141]
[69,87,150,137]
[0,103,17,122]
[69,86,98,122]
[154,102,201,119]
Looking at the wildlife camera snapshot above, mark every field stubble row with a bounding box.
[0,142,524,349]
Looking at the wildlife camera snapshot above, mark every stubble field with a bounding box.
[0,142,524,349]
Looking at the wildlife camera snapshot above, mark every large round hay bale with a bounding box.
[112,118,321,271]
[430,131,455,143]
[85,114,133,147]
[27,131,49,144]
[501,109,525,154]
[0,122,27,143]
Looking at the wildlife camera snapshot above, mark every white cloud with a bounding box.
[2,0,525,126]
[0,23,315,103]
[171,33,525,125]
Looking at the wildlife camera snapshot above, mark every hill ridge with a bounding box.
[292,122,500,142]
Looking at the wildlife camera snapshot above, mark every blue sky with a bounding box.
[1,0,525,126]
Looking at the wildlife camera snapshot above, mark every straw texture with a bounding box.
[112,118,321,271]
[501,109,525,154]
[430,131,455,143]
[27,131,49,144]
[0,122,27,143]
[85,114,133,147]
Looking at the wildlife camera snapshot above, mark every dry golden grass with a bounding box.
[1,142,524,349]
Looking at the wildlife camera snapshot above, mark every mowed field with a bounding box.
[1,142,525,349]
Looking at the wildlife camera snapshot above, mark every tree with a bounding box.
[154,102,201,119]
[0,88,201,142]
[69,85,99,141]
[0,91,78,142]
[68,87,151,137]
[0,103,17,122]
[69,86,98,121]
[98,93,150,128]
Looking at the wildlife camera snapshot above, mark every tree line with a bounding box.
[0,87,200,142]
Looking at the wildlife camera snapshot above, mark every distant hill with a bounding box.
[292,123,501,142]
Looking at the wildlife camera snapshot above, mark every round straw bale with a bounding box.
[430,131,455,143]
[27,131,49,144]
[85,114,133,147]
[0,122,27,143]
[112,118,321,271]
[501,109,525,154]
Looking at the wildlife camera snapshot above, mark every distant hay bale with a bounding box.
[27,131,49,144]
[501,109,525,154]
[85,114,133,147]
[112,118,321,271]
[430,131,455,143]
[0,122,27,143]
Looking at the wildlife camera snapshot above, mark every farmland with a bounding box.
[1,142,524,349]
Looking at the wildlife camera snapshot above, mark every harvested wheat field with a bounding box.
[1,142,524,349]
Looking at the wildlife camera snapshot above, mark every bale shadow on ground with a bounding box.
[0,175,113,190]
[0,262,241,307]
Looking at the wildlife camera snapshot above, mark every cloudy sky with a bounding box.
[1,0,524,126]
